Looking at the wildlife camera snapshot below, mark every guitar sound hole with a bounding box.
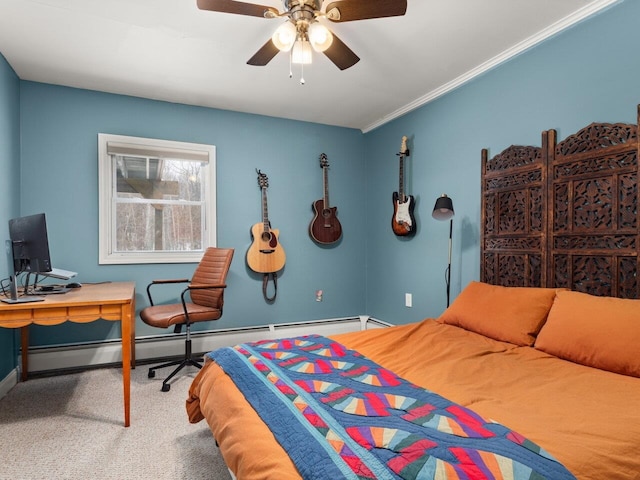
[261,232,271,242]
[322,209,331,218]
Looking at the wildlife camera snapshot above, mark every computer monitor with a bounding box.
[9,213,52,274]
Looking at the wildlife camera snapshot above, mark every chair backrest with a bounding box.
[189,247,234,310]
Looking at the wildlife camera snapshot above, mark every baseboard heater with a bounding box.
[22,315,390,375]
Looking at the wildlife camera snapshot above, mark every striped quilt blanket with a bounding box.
[208,335,576,480]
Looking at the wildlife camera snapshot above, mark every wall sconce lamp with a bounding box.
[432,194,455,307]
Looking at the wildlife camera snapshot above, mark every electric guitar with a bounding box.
[309,153,342,244]
[246,170,286,273]
[391,135,416,236]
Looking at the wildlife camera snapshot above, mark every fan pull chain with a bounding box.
[287,42,305,84]
[289,49,293,79]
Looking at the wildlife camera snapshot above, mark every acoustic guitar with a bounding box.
[246,170,286,274]
[309,153,342,244]
[391,135,416,236]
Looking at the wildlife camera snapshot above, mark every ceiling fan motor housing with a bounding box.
[283,0,322,13]
[285,0,321,24]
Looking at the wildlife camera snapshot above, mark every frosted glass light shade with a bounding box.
[272,21,296,51]
[308,22,333,52]
[292,40,312,64]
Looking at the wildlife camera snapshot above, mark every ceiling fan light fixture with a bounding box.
[308,22,333,52]
[292,38,313,64]
[198,0,408,73]
[272,21,296,51]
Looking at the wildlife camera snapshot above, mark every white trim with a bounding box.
[362,0,622,133]
[23,316,390,374]
[0,368,18,399]
[365,317,394,328]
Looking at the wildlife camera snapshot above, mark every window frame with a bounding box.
[98,133,216,264]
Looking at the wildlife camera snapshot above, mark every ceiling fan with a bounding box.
[196,0,408,71]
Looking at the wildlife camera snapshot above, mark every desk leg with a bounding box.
[21,326,29,381]
[121,304,132,427]
[131,294,136,368]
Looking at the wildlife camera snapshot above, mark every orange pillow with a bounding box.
[535,291,640,377]
[438,281,560,346]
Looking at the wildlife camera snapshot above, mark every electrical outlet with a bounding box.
[405,293,412,308]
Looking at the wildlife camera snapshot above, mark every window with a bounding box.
[98,134,216,264]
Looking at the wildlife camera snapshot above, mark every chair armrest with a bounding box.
[149,278,190,285]
[146,278,190,305]
[178,283,228,321]
[187,283,227,290]
[180,284,227,305]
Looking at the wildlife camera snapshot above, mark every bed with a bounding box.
[186,112,640,480]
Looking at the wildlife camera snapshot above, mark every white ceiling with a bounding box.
[0,0,619,132]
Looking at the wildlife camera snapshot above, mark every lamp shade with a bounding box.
[272,21,296,52]
[432,194,454,221]
[292,39,313,64]
[308,22,333,52]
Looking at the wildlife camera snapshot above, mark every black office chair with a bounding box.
[140,247,234,391]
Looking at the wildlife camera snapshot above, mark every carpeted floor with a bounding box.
[0,365,232,480]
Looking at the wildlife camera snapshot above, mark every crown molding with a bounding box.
[362,0,622,133]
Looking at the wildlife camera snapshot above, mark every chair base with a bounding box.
[148,355,203,392]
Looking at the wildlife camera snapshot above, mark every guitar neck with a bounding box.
[322,165,330,207]
[398,154,405,201]
[261,187,270,232]
[397,135,409,202]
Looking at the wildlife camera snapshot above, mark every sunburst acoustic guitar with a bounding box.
[309,153,342,244]
[391,135,416,236]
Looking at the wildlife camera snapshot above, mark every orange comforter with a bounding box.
[187,320,640,479]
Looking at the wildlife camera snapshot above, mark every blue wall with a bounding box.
[364,0,640,322]
[1,0,638,375]
[19,84,367,347]
[0,54,20,379]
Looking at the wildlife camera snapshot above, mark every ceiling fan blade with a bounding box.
[196,0,278,18]
[323,33,359,70]
[247,39,280,66]
[325,0,407,22]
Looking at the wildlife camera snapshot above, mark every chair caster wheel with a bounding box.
[161,383,170,392]
[148,370,155,378]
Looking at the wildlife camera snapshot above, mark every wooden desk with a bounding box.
[0,282,136,427]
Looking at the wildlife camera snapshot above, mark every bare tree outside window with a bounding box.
[115,156,204,252]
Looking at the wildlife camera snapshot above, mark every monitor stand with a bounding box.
[1,275,45,303]
[1,295,45,304]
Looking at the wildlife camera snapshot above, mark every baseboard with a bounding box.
[0,368,18,398]
[25,315,389,374]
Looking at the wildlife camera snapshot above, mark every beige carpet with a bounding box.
[0,365,232,480]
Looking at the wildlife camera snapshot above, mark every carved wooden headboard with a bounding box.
[481,106,639,299]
